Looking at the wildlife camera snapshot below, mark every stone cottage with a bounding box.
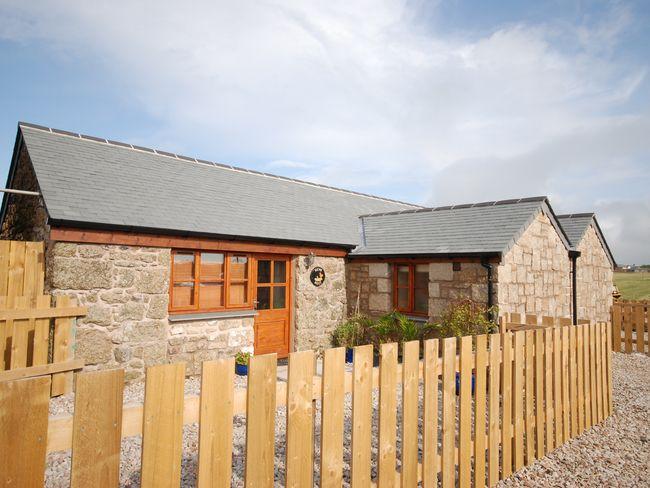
[557,214,615,323]
[0,122,616,379]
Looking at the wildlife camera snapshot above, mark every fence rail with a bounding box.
[1,323,612,487]
[611,301,648,354]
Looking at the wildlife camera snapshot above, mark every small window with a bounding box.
[170,250,251,312]
[453,262,462,271]
[393,263,429,315]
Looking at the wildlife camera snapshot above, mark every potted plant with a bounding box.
[235,351,251,376]
[332,314,373,363]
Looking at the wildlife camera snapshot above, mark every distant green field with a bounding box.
[614,272,650,301]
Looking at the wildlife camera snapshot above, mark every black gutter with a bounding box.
[481,258,495,321]
[347,251,502,260]
[569,250,580,325]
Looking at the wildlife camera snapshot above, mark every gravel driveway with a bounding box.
[45,352,649,487]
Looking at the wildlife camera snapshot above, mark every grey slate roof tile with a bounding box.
[18,124,417,247]
[351,198,554,256]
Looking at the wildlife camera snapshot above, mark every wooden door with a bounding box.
[254,256,291,357]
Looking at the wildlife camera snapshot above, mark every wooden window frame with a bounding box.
[393,263,429,316]
[170,250,252,313]
[253,256,291,311]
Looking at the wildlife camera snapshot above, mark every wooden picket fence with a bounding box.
[0,323,612,487]
[0,240,85,394]
[611,300,648,354]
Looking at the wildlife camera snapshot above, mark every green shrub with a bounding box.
[429,299,498,339]
[332,314,374,348]
[235,351,251,365]
[371,311,431,346]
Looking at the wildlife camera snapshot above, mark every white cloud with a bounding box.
[0,0,648,261]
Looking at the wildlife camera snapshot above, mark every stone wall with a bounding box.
[0,145,49,241]
[46,241,254,381]
[428,261,496,321]
[576,224,613,322]
[167,316,254,375]
[293,256,347,351]
[345,262,392,318]
[497,211,572,318]
[346,261,496,323]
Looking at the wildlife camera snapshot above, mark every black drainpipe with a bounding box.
[481,258,494,321]
[569,251,579,325]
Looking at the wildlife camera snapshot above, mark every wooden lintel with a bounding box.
[0,359,84,383]
[0,306,87,321]
[50,227,349,258]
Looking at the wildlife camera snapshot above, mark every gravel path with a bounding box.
[46,353,649,487]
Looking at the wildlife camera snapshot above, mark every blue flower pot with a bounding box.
[345,348,354,363]
[455,372,475,395]
[235,363,248,376]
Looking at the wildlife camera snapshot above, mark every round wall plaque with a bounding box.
[310,267,325,287]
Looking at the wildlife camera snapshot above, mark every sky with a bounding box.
[0,0,648,263]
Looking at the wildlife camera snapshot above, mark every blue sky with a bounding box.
[0,0,648,263]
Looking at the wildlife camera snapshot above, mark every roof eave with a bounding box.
[48,219,357,251]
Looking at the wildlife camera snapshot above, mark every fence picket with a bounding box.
[534,329,545,458]
[141,362,185,488]
[422,339,439,488]
[512,332,524,471]
[198,359,234,488]
[459,336,473,488]
[624,305,633,353]
[553,328,562,447]
[611,305,621,352]
[606,323,613,416]
[244,354,277,488]
[51,295,75,395]
[351,344,373,488]
[524,330,535,464]
[9,296,29,369]
[441,337,456,488]
[595,324,603,424]
[583,324,592,429]
[320,347,345,488]
[569,327,578,438]
[544,328,554,451]
[33,295,50,366]
[600,323,609,420]
[286,350,315,488]
[501,332,512,478]
[0,376,50,488]
[589,324,598,425]
[561,327,570,443]
[378,343,397,488]
[487,333,501,487]
[402,340,420,488]
[71,369,124,488]
[576,325,585,433]
[634,305,645,353]
[474,335,487,487]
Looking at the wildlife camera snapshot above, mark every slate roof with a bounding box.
[557,213,616,266]
[350,197,571,257]
[7,123,419,248]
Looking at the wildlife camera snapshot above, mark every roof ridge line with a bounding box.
[357,196,548,218]
[18,121,421,209]
[556,212,595,218]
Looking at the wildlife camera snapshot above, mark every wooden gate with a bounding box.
[0,240,85,395]
[611,300,648,354]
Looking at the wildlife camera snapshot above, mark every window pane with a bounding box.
[415,264,429,288]
[199,282,223,309]
[257,260,271,283]
[257,286,270,310]
[273,286,286,309]
[173,253,195,281]
[200,253,224,281]
[397,288,409,309]
[172,282,194,308]
[273,261,286,283]
[229,282,248,306]
[230,255,248,280]
[397,265,409,286]
[414,287,428,313]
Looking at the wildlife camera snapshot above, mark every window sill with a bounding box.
[168,309,258,322]
[404,314,430,324]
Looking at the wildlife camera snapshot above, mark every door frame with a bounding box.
[252,254,292,357]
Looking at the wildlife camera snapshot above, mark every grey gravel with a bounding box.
[45,353,649,487]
